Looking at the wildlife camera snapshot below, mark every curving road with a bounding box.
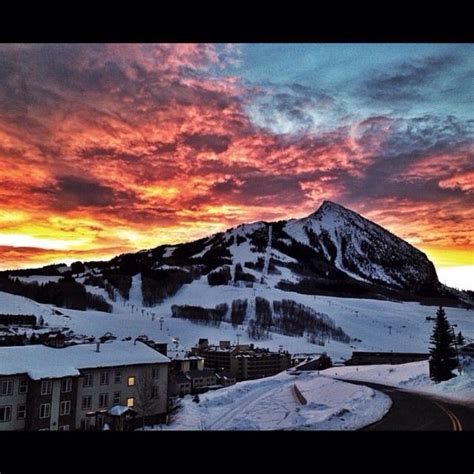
[336,379,474,431]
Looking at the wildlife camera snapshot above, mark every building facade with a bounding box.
[0,340,170,431]
[192,340,291,381]
[349,351,430,365]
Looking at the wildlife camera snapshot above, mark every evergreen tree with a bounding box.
[429,306,458,382]
[457,331,465,346]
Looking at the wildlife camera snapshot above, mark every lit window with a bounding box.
[127,376,135,387]
[126,397,135,408]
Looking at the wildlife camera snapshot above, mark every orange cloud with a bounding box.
[0,44,472,273]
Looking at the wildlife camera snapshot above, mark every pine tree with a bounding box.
[457,331,465,346]
[429,306,458,382]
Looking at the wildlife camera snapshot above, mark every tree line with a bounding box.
[0,276,112,312]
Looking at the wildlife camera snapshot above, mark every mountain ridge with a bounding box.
[2,200,470,308]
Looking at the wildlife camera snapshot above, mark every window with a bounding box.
[0,406,12,422]
[17,405,26,420]
[114,371,122,384]
[83,373,93,387]
[40,380,52,396]
[61,378,72,393]
[127,376,135,387]
[100,372,109,385]
[0,380,13,396]
[113,391,121,405]
[82,396,92,410]
[151,386,159,399]
[39,403,51,419]
[152,367,160,379]
[99,393,108,408]
[18,379,28,394]
[59,425,70,431]
[126,397,135,408]
[60,400,71,416]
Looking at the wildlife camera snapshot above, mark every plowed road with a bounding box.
[337,379,474,431]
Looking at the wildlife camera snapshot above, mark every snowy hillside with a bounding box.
[1,283,473,365]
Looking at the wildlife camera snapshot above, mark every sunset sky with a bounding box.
[0,44,472,289]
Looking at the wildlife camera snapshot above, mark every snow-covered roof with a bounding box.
[108,405,133,417]
[0,340,170,380]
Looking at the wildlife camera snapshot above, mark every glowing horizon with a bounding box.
[0,44,472,290]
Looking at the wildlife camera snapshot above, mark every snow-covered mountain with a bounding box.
[2,200,468,307]
[283,201,439,292]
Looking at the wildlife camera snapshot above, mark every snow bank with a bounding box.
[322,358,474,403]
[163,371,391,431]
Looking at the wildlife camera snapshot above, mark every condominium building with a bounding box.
[191,339,291,381]
[0,340,170,431]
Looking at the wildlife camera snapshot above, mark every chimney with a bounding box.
[96,341,101,353]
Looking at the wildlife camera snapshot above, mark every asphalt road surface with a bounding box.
[337,379,474,431]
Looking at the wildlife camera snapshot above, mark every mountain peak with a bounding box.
[309,200,350,218]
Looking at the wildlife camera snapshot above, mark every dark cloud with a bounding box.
[180,132,231,154]
[341,115,474,204]
[361,54,458,102]
[356,115,473,160]
[32,175,137,211]
[205,174,307,207]
[77,146,142,163]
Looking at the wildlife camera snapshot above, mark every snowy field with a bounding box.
[1,273,473,363]
[322,358,474,404]
[161,371,391,430]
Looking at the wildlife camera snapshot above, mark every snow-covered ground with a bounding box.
[1,278,473,364]
[322,358,474,404]
[15,275,63,284]
[161,370,391,430]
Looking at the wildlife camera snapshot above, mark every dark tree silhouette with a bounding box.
[429,306,458,382]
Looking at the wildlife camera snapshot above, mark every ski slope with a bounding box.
[1,278,473,364]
